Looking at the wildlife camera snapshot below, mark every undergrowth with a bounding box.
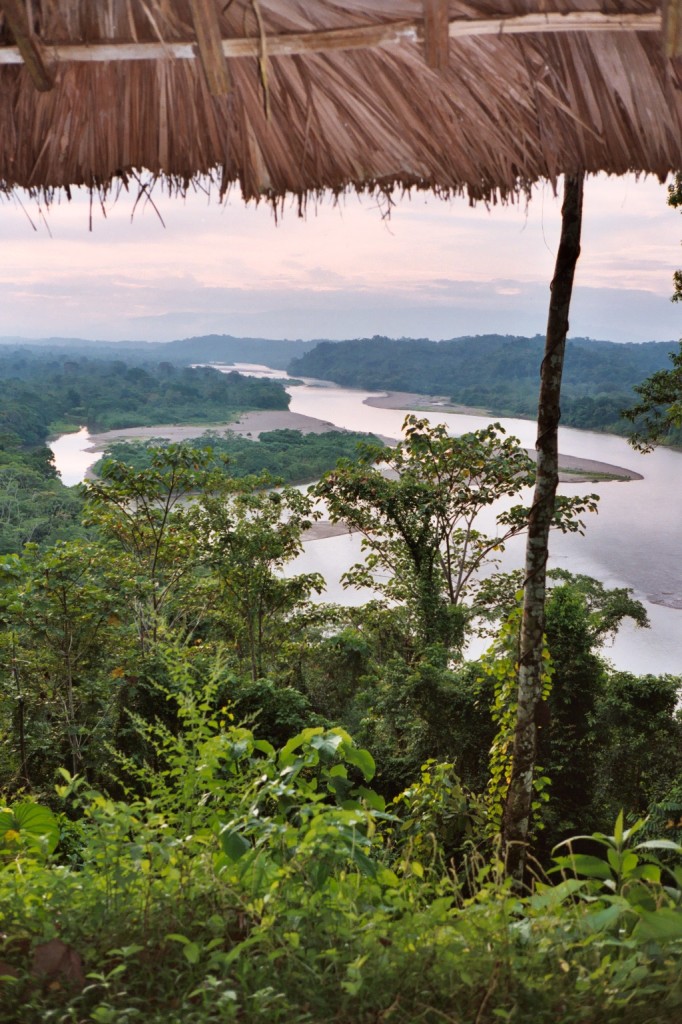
[1,667,680,1024]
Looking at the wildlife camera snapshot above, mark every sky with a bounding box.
[1,172,680,345]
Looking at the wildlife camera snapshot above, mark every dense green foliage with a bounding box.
[0,350,290,554]
[0,379,680,1019]
[94,428,383,486]
[624,340,682,448]
[0,679,680,1024]
[0,350,288,442]
[289,335,679,433]
[0,432,85,554]
[318,416,597,649]
[3,179,681,1016]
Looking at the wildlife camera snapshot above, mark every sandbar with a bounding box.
[85,410,343,450]
[85,400,642,485]
[364,392,643,482]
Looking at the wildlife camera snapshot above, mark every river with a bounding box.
[50,366,682,676]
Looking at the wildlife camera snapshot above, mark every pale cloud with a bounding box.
[1,174,680,344]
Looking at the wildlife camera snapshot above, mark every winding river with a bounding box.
[50,366,682,676]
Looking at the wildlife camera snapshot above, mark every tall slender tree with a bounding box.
[502,174,585,881]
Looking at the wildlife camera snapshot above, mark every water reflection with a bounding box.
[49,427,99,487]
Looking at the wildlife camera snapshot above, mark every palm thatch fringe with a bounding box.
[0,2,680,202]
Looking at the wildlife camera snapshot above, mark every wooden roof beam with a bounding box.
[423,0,449,73]
[0,12,663,68]
[664,0,682,57]
[189,0,230,95]
[0,0,53,90]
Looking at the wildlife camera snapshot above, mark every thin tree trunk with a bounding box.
[502,173,585,882]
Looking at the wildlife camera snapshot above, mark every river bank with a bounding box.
[364,391,642,481]
[82,398,640,484]
[84,409,342,449]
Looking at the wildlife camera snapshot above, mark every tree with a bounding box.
[477,569,650,852]
[539,574,649,843]
[319,414,595,655]
[189,476,324,681]
[0,541,128,788]
[591,671,682,827]
[623,175,682,449]
[502,173,585,881]
[83,444,225,650]
[319,416,537,652]
[624,341,682,450]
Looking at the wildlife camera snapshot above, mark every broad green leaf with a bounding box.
[357,786,385,812]
[614,810,624,847]
[633,908,682,942]
[583,903,624,932]
[341,745,376,781]
[429,896,455,918]
[553,854,613,881]
[607,848,639,877]
[633,863,661,884]
[635,839,682,853]
[621,851,639,875]
[351,847,378,878]
[183,943,201,965]
[0,803,59,855]
[377,867,400,887]
[219,829,250,862]
[252,739,275,757]
[529,878,588,910]
[310,731,344,761]
[327,775,355,800]
[279,727,323,766]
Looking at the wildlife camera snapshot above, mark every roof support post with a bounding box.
[0,0,53,90]
[189,0,230,95]
[422,0,450,72]
[501,173,585,885]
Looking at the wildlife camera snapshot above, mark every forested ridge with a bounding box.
[7,330,679,440]
[289,334,681,438]
[1,401,680,1021]
[0,333,321,370]
[0,349,288,444]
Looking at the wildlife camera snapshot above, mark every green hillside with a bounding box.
[290,334,679,433]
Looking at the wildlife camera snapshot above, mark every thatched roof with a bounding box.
[1,1,681,204]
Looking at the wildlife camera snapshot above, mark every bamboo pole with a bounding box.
[0,12,662,67]
[501,173,585,884]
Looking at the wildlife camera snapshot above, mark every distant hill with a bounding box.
[0,334,323,370]
[158,335,322,368]
[5,331,679,435]
[288,334,680,433]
